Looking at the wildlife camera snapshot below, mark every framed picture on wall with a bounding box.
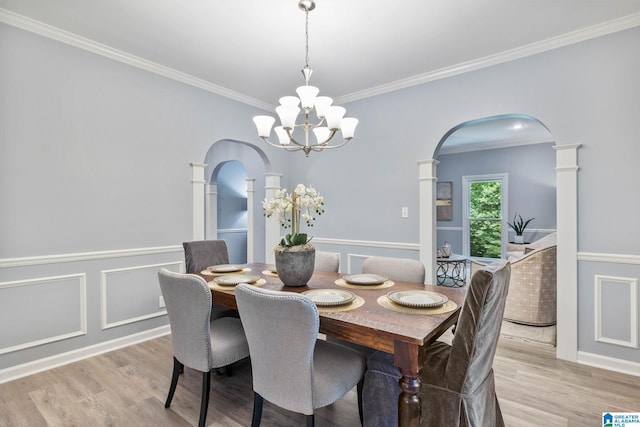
[436,181,453,221]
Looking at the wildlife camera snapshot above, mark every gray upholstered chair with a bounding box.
[362,260,511,427]
[234,284,366,427]
[361,256,426,284]
[314,251,340,272]
[183,239,238,319]
[158,269,249,427]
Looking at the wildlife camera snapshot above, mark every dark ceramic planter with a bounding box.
[274,246,315,287]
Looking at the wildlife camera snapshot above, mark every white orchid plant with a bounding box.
[263,184,325,247]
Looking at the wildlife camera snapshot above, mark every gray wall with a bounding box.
[2,20,640,375]
[436,142,557,254]
[0,22,287,372]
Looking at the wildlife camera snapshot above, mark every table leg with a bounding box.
[398,368,420,427]
[394,342,421,427]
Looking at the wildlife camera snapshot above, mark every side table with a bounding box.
[436,254,468,287]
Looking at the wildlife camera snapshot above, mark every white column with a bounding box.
[190,162,207,241]
[264,173,282,265]
[246,178,255,263]
[205,182,218,240]
[418,160,439,285]
[554,143,581,362]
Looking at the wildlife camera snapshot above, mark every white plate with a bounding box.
[207,264,244,273]
[343,273,388,285]
[386,290,448,308]
[302,289,356,307]
[213,274,260,286]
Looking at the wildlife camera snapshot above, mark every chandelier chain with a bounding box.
[304,8,310,69]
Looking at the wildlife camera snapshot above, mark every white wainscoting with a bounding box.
[0,245,183,383]
[0,273,87,356]
[313,237,420,275]
[594,274,638,349]
[101,261,182,330]
[0,245,182,268]
[2,244,639,382]
[578,251,640,376]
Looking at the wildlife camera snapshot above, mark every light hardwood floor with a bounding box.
[1,335,639,426]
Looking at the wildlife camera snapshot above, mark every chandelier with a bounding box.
[252,0,358,157]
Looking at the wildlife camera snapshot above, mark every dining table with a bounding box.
[199,262,467,427]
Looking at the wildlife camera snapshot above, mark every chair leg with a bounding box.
[198,370,211,427]
[165,357,183,408]
[357,377,364,425]
[306,414,315,427]
[251,392,264,427]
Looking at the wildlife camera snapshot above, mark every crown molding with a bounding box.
[335,12,640,104]
[2,8,639,109]
[0,8,273,111]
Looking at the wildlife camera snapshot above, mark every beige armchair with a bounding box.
[472,242,556,326]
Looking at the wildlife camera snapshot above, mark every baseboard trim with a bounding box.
[0,325,171,384]
[578,350,640,378]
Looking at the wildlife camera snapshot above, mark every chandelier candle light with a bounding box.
[252,0,358,157]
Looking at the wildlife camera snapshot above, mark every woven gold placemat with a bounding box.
[208,278,266,291]
[334,278,395,289]
[261,270,278,277]
[200,268,252,277]
[377,296,457,315]
[316,296,365,313]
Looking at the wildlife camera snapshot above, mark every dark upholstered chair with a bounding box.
[314,251,340,272]
[183,239,230,272]
[362,260,511,427]
[183,239,238,319]
[361,256,426,284]
[158,269,249,427]
[235,284,366,427]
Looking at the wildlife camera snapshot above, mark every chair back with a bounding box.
[315,251,340,272]
[445,259,511,394]
[158,268,213,372]
[362,256,426,283]
[183,240,230,273]
[235,284,319,414]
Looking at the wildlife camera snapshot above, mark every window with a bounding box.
[462,174,507,260]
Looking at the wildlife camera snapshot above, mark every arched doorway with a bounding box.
[214,160,249,263]
[434,114,555,260]
[202,140,271,263]
[419,114,580,361]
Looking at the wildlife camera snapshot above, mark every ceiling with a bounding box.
[2,0,639,145]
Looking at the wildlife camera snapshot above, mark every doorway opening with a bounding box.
[216,161,248,264]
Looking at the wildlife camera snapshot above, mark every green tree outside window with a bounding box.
[469,181,502,258]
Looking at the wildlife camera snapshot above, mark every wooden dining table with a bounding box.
[201,262,467,427]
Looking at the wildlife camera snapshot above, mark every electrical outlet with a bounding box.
[159,295,166,309]
[401,207,409,218]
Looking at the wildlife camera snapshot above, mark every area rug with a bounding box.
[499,321,556,346]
